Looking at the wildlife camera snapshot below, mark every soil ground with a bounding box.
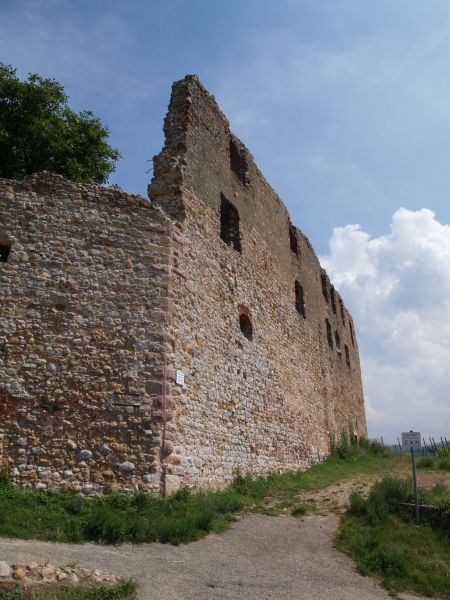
[416,472,450,489]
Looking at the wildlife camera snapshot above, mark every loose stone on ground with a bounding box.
[0,560,119,595]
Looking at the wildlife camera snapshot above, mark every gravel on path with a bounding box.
[0,513,397,600]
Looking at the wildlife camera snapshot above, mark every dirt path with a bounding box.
[1,513,401,600]
[300,475,375,514]
[417,472,450,490]
[1,472,432,599]
[300,470,450,515]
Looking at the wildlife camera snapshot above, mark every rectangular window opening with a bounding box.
[321,271,329,302]
[349,320,355,348]
[229,138,248,184]
[295,280,306,318]
[220,193,242,253]
[330,285,337,314]
[339,298,346,326]
[345,345,350,367]
[326,319,333,349]
[335,330,342,355]
[0,243,12,263]
[289,220,299,257]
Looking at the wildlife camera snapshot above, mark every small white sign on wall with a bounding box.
[176,370,185,386]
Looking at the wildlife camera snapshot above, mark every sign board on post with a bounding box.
[401,431,421,525]
[401,431,421,448]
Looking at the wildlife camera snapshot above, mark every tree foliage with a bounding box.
[0,63,120,184]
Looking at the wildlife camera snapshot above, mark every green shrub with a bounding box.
[231,471,270,500]
[419,482,450,506]
[367,477,411,524]
[436,446,450,458]
[417,454,450,472]
[125,516,159,544]
[437,502,450,529]
[358,436,370,449]
[291,504,307,517]
[100,494,133,511]
[349,422,357,448]
[82,580,136,600]
[158,506,216,545]
[131,491,158,512]
[349,491,368,516]
[203,489,243,514]
[368,440,391,457]
[437,457,450,471]
[332,429,357,459]
[170,486,192,503]
[1,580,136,600]
[83,508,126,544]
[358,541,408,584]
[67,496,85,515]
[417,456,434,469]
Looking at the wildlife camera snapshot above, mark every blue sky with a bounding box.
[1,0,450,442]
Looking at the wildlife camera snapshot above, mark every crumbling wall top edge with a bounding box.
[0,171,169,217]
[170,76,314,247]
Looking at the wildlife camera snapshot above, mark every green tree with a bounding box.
[0,63,120,184]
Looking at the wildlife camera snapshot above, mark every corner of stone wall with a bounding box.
[154,220,189,496]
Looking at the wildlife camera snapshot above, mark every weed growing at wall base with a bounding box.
[0,447,405,546]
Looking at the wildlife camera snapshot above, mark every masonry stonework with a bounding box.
[0,75,366,494]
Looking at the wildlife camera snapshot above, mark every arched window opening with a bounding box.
[289,220,299,257]
[239,312,253,341]
[349,319,355,348]
[335,330,341,355]
[220,194,241,252]
[0,242,11,263]
[325,319,333,349]
[339,298,346,326]
[321,271,329,302]
[330,285,337,314]
[229,138,247,184]
[295,280,306,318]
[345,345,350,367]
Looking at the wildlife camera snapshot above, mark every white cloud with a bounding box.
[321,208,450,443]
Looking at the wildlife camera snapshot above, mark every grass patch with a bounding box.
[0,447,406,546]
[337,477,450,598]
[419,482,450,505]
[235,446,407,514]
[417,454,450,472]
[1,580,137,600]
[0,483,243,545]
[291,504,307,517]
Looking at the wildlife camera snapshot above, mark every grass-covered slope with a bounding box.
[336,477,450,599]
[0,444,403,546]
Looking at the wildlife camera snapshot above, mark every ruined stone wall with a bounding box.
[149,76,366,490]
[0,76,366,495]
[0,173,173,492]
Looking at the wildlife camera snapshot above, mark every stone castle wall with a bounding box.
[148,76,366,491]
[0,174,174,492]
[0,75,366,494]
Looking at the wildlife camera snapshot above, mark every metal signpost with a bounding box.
[401,431,421,525]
